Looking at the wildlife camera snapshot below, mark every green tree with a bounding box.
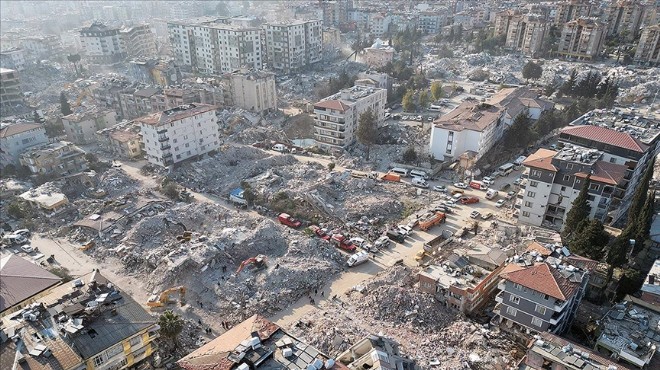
[402,89,415,112]
[240,181,256,206]
[162,182,179,200]
[419,90,429,108]
[522,61,543,82]
[503,111,534,148]
[327,162,335,171]
[606,227,634,267]
[569,219,610,260]
[356,109,378,160]
[626,157,654,228]
[430,81,444,101]
[632,190,655,255]
[7,202,27,219]
[402,147,418,164]
[616,267,644,300]
[60,92,72,116]
[158,310,183,348]
[560,69,578,96]
[67,54,81,76]
[561,176,591,242]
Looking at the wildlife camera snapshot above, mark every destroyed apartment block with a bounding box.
[62,107,117,145]
[19,141,88,178]
[595,295,660,369]
[95,120,142,159]
[19,182,69,215]
[336,335,419,370]
[0,122,49,167]
[0,259,159,370]
[177,314,346,370]
[493,241,593,337]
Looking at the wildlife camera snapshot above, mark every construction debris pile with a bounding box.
[287,265,522,370]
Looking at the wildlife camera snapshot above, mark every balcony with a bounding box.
[157,135,168,142]
[163,152,173,158]
[157,129,168,134]
[161,143,171,150]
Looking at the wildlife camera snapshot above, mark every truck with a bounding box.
[347,251,369,267]
[422,230,453,254]
[381,173,401,182]
[330,234,356,252]
[278,213,302,228]
[418,212,446,231]
[411,177,429,188]
[351,170,378,179]
[469,180,487,190]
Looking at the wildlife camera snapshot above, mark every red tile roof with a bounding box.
[314,100,350,112]
[0,255,61,312]
[0,123,43,138]
[523,148,558,172]
[525,241,552,256]
[575,160,627,185]
[561,125,648,153]
[501,263,580,301]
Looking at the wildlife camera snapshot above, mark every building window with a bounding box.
[531,170,542,177]
[527,191,536,198]
[509,295,520,304]
[566,163,573,170]
[524,201,532,208]
[506,306,517,317]
[94,355,105,367]
[129,335,142,347]
[513,283,523,290]
[535,304,546,315]
[522,211,530,217]
[530,181,538,187]
[531,317,543,327]
[590,184,600,191]
[563,175,571,181]
[609,157,617,163]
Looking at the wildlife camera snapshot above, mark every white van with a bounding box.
[410,169,429,179]
[411,177,429,188]
[272,144,287,152]
[390,167,410,177]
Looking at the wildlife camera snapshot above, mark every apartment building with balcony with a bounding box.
[553,0,595,25]
[19,141,88,178]
[418,12,448,34]
[119,24,157,59]
[0,67,22,111]
[0,122,48,167]
[96,121,143,159]
[504,14,550,57]
[168,17,263,75]
[429,102,505,162]
[558,18,607,60]
[313,85,386,151]
[634,24,660,66]
[19,34,63,61]
[0,48,26,71]
[136,103,219,167]
[418,241,510,314]
[494,10,522,37]
[80,22,127,65]
[493,242,591,336]
[603,0,646,39]
[62,108,117,144]
[226,69,277,112]
[264,19,322,75]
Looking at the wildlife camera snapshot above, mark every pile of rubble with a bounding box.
[287,265,522,369]
[96,167,140,197]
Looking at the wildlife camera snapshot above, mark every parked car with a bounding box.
[374,236,391,249]
[432,185,447,192]
[460,196,479,205]
[470,211,481,219]
[21,245,34,253]
[13,229,31,238]
[453,182,468,189]
[482,176,495,186]
[349,237,366,248]
[505,191,517,200]
[451,189,465,195]
[309,225,330,240]
[272,144,288,152]
[481,212,493,220]
[330,234,356,252]
[386,229,406,243]
[513,177,523,186]
[397,225,413,236]
[495,199,507,208]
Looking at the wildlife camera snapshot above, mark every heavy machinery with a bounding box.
[418,212,446,231]
[163,218,192,242]
[236,255,267,273]
[147,286,186,308]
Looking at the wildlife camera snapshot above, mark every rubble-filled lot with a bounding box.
[287,265,524,370]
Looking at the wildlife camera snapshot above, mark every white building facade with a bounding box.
[80,22,126,65]
[0,123,49,167]
[137,104,219,167]
[227,69,277,113]
[264,19,322,75]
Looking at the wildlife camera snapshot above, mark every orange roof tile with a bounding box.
[501,263,580,301]
[523,148,558,172]
[561,125,648,153]
[314,100,350,112]
[525,241,552,256]
[575,160,627,185]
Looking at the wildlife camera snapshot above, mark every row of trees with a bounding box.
[557,70,619,107]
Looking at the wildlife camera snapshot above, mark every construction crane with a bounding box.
[236,255,267,273]
[146,286,186,308]
[72,88,96,108]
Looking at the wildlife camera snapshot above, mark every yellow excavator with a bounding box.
[146,286,186,308]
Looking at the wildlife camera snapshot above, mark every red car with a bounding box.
[308,225,330,240]
[330,234,356,252]
[278,213,302,228]
[459,196,479,205]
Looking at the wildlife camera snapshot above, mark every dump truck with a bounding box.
[381,173,401,182]
[422,230,453,253]
[418,212,446,231]
[278,213,302,228]
[147,286,186,308]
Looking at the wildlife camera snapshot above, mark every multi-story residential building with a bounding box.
[19,34,63,61]
[603,0,646,39]
[494,10,522,37]
[504,14,550,57]
[313,85,387,151]
[119,24,157,59]
[323,27,342,47]
[363,39,396,68]
[553,0,595,25]
[558,18,607,60]
[520,332,634,370]
[0,68,22,111]
[634,24,660,66]
[0,122,49,167]
[79,22,127,65]
[20,141,87,177]
[62,108,117,144]
[493,242,590,336]
[368,13,391,37]
[264,19,322,75]
[418,12,448,34]
[429,101,505,162]
[0,48,26,71]
[136,103,219,167]
[0,267,159,370]
[640,258,660,306]
[518,112,660,228]
[226,69,277,113]
[336,335,418,370]
[119,87,165,119]
[485,86,554,126]
[595,295,660,368]
[178,314,338,370]
[418,241,509,314]
[96,121,143,159]
[168,18,263,75]
[320,0,352,27]
[356,71,391,90]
